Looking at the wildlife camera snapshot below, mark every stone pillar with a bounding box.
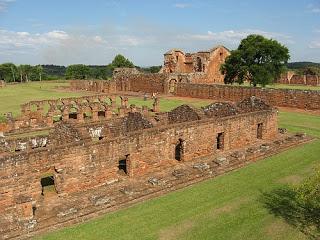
[36,103,44,116]
[24,104,31,116]
[142,106,149,117]
[77,110,84,123]
[118,107,125,117]
[110,96,116,109]
[130,104,136,113]
[153,98,160,112]
[47,112,54,127]
[62,108,69,121]
[92,105,99,122]
[106,108,113,119]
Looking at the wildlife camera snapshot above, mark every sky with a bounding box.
[0,0,319,66]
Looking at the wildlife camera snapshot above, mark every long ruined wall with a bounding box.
[175,83,320,110]
[114,72,169,93]
[276,74,319,86]
[0,102,278,238]
[70,80,116,92]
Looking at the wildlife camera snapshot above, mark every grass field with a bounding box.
[1,82,319,239]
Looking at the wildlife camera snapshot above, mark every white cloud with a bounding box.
[179,29,294,45]
[307,3,320,13]
[45,30,69,40]
[0,26,296,65]
[309,40,320,48]
[173,3,191,8]
[0,0,15,12]
[0,28,147,65]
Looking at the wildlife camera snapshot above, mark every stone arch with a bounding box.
[81,105,93,119]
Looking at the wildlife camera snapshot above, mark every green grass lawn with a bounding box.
[35,95,320,239]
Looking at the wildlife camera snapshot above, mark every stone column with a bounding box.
[106,108,113,119]
[77,110,84,123]
[118,107,125,117]
[130,104,136,113]
[24,104,31,116]
[92,106,99,122]
[36,103,44,116]
[142,106,149,117]
[153,98,160,112]
[110,96,116,109]
[62,108,69,121]
[46,112,54,127]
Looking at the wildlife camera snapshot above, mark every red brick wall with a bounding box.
[70,80,116,92]
[114,73,168,93]
[176,83,320,110]
[306,75,319,86]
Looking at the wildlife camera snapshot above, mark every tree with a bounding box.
[35,65,43,81]
[111,54,134,69]
[261,168,320,239]
[220,34,290,86]
[65,64,90,79]
[0,63,17,82]
[17,64,33,82]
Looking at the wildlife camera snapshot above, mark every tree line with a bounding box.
[0,63,44,82]
[0,54,162,82]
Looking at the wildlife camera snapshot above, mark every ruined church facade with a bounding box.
[161,45,230,87]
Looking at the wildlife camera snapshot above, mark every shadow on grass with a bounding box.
[260,186,320,239]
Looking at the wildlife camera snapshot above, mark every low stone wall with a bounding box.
[175,83,320,110]
[276,74,319,86]
[70,80,116,93]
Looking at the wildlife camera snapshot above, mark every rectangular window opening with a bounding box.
[40,175,56,196]
[118,155,129,175]
[257,123,263,139]
[216,132,225,150]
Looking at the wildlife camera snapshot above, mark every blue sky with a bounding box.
[0,0,319,66]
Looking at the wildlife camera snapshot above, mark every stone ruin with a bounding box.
[276,70,320,86]
[0,93,312,239]
[161,45,230,87]
[0,94,160,134]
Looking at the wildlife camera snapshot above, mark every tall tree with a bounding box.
[220,34,290,86]
[34,65,43,81]
[18,65,33,82]
[65,64,90,79]
[111,54,134,68]
[0,63,17,82]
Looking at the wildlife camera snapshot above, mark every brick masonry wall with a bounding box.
[175,83,320,110]
[275,74,319,86]
[0,109,277,238]
[70,80,116,92]
[114,73,169,93]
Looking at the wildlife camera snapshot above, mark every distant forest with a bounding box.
[41,64,162,78]
[0,54,162,82]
